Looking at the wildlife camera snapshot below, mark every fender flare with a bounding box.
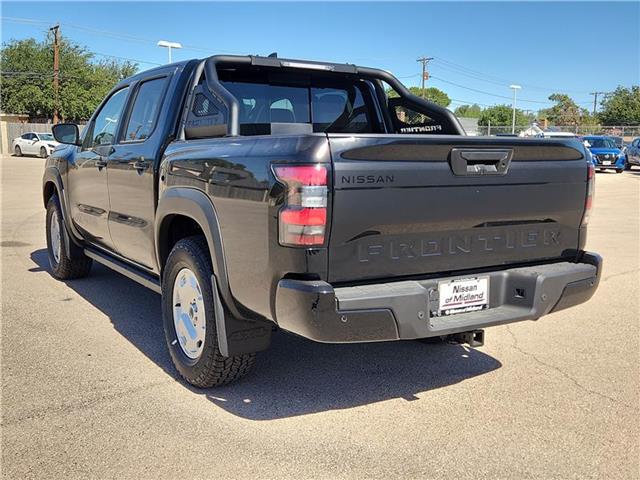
[155,187,240,318]
[42,166,83,252]
[155,187,272,356]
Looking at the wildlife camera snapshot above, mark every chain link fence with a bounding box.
[476,125,640,139]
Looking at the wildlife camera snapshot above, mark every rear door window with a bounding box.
[124,77,167,142]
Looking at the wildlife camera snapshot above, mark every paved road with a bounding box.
[1,155,638,479]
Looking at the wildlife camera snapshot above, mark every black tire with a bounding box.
[616,168,623,174]
[14,145,22,157]
[162,236,255,388]
[40,146,47,158]
[46,194,93,280]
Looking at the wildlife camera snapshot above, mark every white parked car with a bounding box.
[12,132,60,158]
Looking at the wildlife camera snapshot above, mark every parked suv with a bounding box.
[583,135,626,173]
[44,55,602,387]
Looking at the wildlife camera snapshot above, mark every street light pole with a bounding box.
[510,84,521,134]
[157,40,183,63]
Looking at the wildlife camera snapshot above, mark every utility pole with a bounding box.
[590,91,606,115]
[50,24,60,124]
[510,84,521,135]
[416,56,433,98]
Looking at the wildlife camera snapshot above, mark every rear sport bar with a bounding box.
[202,54,466,137]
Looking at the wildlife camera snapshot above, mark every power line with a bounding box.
[2,16,229,55]
[91,51,162,66]
[429,75,552,104]
[433,56,593,95]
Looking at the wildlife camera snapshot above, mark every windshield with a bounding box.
[585,138,616,149]
[610,137,623,147]
[39,133,54,141]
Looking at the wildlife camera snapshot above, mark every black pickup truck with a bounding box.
[44,55,601,387]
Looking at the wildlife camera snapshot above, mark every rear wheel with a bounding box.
[14,145,22,157]
[46,194,93,279]
[162,236,255,388]
[40,146,47,158]
[616,168,623,174]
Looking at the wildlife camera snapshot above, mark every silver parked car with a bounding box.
[12,132,60,158]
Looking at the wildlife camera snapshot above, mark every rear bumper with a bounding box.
[274,252,602,343]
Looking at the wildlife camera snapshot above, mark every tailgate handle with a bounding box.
[450,148,513,176]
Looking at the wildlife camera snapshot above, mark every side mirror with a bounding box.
[52,123,81,146]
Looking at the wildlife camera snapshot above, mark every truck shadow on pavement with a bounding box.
[31,248,502,420]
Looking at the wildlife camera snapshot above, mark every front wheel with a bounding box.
[162,236,255,388]
[616,168,623,174]
[40,146,47,158]
[46,194,93,279]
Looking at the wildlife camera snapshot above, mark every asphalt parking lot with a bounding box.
[1,154,638,479]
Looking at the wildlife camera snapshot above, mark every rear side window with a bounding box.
[389,99,443,134]
[124,77,167,142]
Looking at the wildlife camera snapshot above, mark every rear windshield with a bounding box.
[219,73,382,135]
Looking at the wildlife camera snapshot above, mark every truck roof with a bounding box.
[119,54,367,84]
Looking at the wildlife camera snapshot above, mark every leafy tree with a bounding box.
[1,35,137,121]
[538,93,592,127]
[454,104,482,118]
[388,86,451,108]
[477,104,532,126]
[598,86,640,125]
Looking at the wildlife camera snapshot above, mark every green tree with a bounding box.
[1,35,137,121]
[388,86,451,108]
[598,86,640,125]
[538,93,592,127]
[454,104,482,118]
[478,104,532,126]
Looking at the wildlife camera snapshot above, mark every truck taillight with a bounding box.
[273,164,328,246]
[582,162,595,226]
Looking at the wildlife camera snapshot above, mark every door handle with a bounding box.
[450,148,513,176]
[95,159,107,170]
[129,159,150,171]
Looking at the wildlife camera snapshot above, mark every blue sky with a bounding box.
[2,2,639,112]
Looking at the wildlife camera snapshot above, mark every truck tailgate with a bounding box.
[327,135,588,283]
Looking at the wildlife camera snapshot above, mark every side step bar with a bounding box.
[84,248,161,294]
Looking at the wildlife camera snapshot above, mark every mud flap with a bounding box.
[211,275,272,357]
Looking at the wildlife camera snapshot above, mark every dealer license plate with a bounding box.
[603,160,612,165]
[438,276,489,316]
